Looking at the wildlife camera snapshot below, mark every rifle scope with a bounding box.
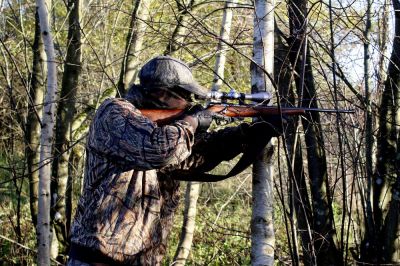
[197,91,272,103]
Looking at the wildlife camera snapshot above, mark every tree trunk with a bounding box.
[173,3,235,262]
[364,0,373,183]
[173,182,201,265]
[36,0,58,264]
[51,0,81,260]
[164,0,196,56]
[360,0,377,262]
[26,8,46,229]
[117,0,150,96]
[287,0,340,264]
[376,0,400,233]
[275,23,314,266]
[377,0,390,94]
[251,0,275,265]
[382,178,400,263]
[211,0,235,91]
[302,39,341,266]
[373,0,400,262]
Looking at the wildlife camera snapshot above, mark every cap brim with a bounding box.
[178,83,208,97]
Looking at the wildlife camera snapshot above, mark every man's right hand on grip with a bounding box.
[185,104,213,132]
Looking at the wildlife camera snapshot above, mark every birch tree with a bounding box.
[251,0,275,265]
[211,0,235,92]
[173,3,236,264]
[164,0,196,56]
[36,0,58,264]
[173,181,201,265]
[117,0,150,96]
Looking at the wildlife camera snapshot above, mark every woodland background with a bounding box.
[0,0,399,265]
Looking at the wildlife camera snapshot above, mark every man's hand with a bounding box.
[194,110,214,131]
[184,104,213,132]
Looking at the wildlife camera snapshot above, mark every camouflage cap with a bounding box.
[138,56,207,97]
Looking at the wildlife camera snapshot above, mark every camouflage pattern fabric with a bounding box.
[70,98,249,265]
[67,258,91,266]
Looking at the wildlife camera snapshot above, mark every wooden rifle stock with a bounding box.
[139,109,187,125]
[139,104,355,125]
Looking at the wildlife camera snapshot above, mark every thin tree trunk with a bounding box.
[26,8,46,229]
[360,0,377,262]
[173,182,201,265]
[251,0,275,265]
[286,117,314,265]
[364,0,374,222]
[276,24,314,266]
[287,0,340,264]
[364,0,373,184]
[211,0,236,91]
[328,0,347,260]
[117,0,150,96]
[164,0,196,56]
[36,0,58,263]
[302,44,341,266]
[377,0,389,95]
[51,0,81,260]
[382,178,400,263]
[173,4,235,263]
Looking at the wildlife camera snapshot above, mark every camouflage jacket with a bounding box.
[70,98,247,265]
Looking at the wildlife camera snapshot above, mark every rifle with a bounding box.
[139,91,355,125]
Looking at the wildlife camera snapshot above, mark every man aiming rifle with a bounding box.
[67,56,286,265]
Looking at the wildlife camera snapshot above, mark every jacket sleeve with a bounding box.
[87,99,196,170]
[160,124,249,176]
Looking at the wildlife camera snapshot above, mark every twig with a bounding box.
[0,234,63,265]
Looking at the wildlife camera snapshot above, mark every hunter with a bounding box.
[67,56,281,265]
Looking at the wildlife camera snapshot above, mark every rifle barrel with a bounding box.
[285,107,355,113]
[208,104,355,116]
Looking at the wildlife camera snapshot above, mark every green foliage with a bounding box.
[163,174,253,265]
[0,153,36,265]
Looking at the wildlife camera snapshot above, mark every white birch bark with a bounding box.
[36,0,58,264]
[212,0,236,91]
[250,0,275,265]
[173,4,236,263]
[173,182,201,265]
[118,0,150,95]
[164,0,195,56]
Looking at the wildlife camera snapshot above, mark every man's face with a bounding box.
[145,87,191,109]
